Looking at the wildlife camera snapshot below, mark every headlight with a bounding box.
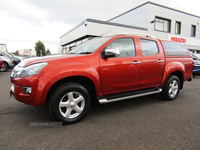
[11,65,24,78]
[19,62,48,78]
[11,62,48,78]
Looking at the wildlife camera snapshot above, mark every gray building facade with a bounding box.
[60,2,200,53]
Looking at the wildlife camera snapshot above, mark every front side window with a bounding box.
[104,38,136,57]
[155,17,171,32]
[140,39,159,56]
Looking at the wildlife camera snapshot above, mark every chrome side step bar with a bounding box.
[99,88,162,104]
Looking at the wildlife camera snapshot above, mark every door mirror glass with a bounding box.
[104,48,120,58]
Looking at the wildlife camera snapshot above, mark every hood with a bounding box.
[18,54,83,67]
[0,56,12,62]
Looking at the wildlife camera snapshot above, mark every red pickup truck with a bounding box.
[10,34,193,124]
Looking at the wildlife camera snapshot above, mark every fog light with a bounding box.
[22,86,32,94]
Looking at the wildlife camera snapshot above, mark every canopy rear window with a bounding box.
[162,41,189,56]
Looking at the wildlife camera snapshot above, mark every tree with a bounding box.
[34,40,46,56]
[12,50,19,56]
[46,49,51,55]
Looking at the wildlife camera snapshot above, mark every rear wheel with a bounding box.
[0,62,8,72]
[49,82,91,124]
[161,75,180,100]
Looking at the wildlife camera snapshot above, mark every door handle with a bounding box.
[132,61,141,65]
[157,60,164,63]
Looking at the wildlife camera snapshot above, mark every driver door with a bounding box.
[100,37,141,95]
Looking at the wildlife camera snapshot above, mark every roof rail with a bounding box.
[115,32,156,38]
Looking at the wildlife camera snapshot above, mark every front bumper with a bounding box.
[9,62,15,68]
[10,75,51,106]
[193,66,200,75]
[10,75,39,105]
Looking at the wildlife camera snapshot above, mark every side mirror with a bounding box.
[103,48,120,58]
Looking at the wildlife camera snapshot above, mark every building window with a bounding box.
[175,21,181,34]
[191,25,196,37]
[155,17,171,32]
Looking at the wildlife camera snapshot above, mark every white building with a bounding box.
[18,49,36,57]
[0,44,7,52]
[60,1,200,53]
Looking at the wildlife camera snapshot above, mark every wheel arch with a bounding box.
[169,71,183,89]
[3,61,9,67]
[161,71,184,89]
[45,76,97,105]
[160,61,185,89]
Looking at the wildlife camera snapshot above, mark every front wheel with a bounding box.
[161,75,180,100]
[49,82,91,124]
[0,62,8,72]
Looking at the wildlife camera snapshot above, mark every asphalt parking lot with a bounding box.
[0,69,200,150]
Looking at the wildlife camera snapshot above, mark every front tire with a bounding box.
[49,82,91,124]
[0,62,8,72]
[161,75,180,100]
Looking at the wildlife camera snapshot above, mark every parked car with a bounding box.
[10,34,193,124]
[0,52,20,66]
[0,56,15,72]
[0,57,3,70]
[191,53,200,76]
[7,52,24,61]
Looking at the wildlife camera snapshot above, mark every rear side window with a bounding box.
[162,41,189,56]
[139,39,159,56]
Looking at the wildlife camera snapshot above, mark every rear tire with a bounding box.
[161,75,180,100]
[49,82,90,124]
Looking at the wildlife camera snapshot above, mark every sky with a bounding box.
[0,0,200,54]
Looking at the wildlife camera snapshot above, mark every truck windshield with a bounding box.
[68,37,111,54]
